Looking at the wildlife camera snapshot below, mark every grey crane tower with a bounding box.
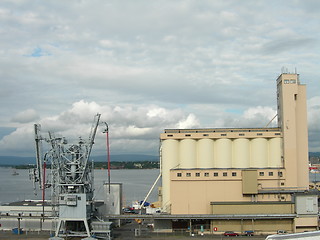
[31,113,101,239]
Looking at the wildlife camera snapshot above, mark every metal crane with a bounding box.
[30,113,101,238]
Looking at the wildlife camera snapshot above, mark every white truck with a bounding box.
[266,231,320,240]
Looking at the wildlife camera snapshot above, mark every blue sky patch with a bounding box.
[25,47,51,57]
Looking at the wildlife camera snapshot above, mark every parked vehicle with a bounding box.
[224,231,239,236]
[244,230,254,236]
[266,230,320,240]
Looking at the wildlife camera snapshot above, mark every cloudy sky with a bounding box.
[0,0,319,159]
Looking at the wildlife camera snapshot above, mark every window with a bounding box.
[186,173,191,177]
[278,172,283,177]
[195,173,200,177]
[269,172,273,176]
[257,133,263,136]
[259,172,264,176]
[281,182,285,186]
[221,134,227,136]
[177,173,182,177]
[223,172,227,177]
[214,172,218,177]
[185,134,191,137]
[239,133,245,136]
[232,172,237,177]
[167,134,173,137]
[203,134,209,136]
[204,172,209,177]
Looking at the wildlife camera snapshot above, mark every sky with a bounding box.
[0,0,319,158]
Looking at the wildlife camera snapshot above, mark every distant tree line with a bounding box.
[10,161,160,169]
[94,161,159,169]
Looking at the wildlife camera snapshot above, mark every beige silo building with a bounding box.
[158,73,318,234]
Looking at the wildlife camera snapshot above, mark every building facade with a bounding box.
[159,73,317,234]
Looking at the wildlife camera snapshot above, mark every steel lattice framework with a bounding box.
[30,113,101,238]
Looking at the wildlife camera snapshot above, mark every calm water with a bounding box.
[1,167,317,206]
[0,167,161,206]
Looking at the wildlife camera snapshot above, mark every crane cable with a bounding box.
[104,123,111,193]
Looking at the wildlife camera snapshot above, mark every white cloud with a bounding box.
[0,0,319,155]
[11,109,39,123]
[176,114,200,129]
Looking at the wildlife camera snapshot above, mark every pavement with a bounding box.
[0,223,268,240]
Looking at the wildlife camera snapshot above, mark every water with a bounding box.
[0,167,161,206]
[2,167,316,206]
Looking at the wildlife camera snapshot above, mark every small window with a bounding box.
[223,172,227,177]
[278,172,283,177]
[204,172,209,177]
[232,172,237,177]
[78,197,81,200]
[177,173,182,177]
[257,133,263,136]
[203,134,209,136]
[259,172,264,176]
[167,134,173,137]
[269,172,273,176]
[239,133,245,136]
[195,173,200,177]
[214,172,218,177]
[281,182,285,186]
[221,134,227,136]
[186,173,191,177]
[185,134,191,137]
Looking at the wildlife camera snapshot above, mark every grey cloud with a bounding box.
[11,109,39,123]
[0,1,319,155]
[261,38,317,55]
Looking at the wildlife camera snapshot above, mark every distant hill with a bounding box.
[1,152,319,166]
[309,152,320,157]
[0,154,158,166]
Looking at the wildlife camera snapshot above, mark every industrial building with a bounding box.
[158,72,318,234]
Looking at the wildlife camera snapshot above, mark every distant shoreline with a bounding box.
[0,160,160,170]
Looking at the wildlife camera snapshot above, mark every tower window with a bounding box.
[195,173,200,177]
[278,172,283,177]
[223,172,227,177]
[294,94,297,100]
[232,172,237,177]
[269,172,273,176]
[177,173,182,177]
[204,172,209,177]
[214,172,218,177]
[186,173,191,177]
[259,172,264,176]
